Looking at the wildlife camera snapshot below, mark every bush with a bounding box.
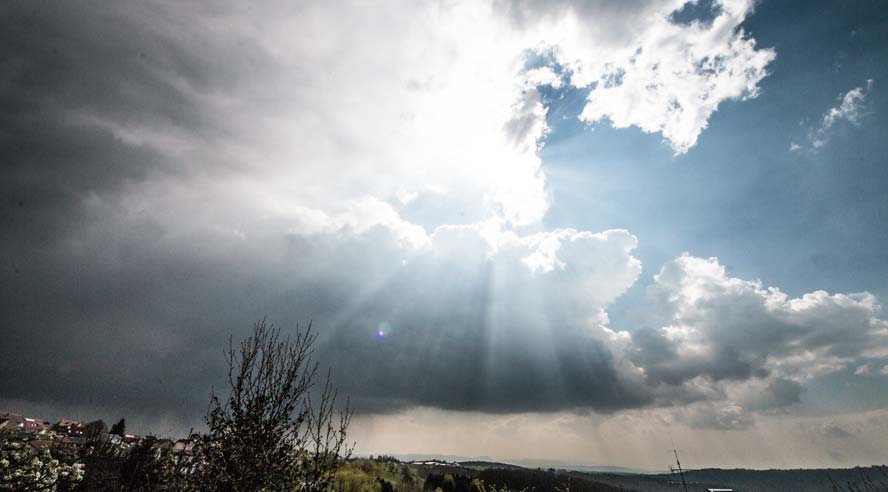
[190,319,353,491]
[0,432,84,491]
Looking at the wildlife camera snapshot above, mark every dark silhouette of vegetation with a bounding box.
[84,421,108,439]
[373,455,402,464]
[109,420,125,437]
[424,472,481,492]
[190,318,353,491]
[377,476,395,492]
[401,465,415,485]
[478,468,623,492]
[573,466,888,492]
[676,466,888,492]
[72,433,184,492]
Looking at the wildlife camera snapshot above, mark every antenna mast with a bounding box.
[673,448,689,492]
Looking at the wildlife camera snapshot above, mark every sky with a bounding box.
[1,0,888,470]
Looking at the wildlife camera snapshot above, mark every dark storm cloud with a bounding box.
[630,324,772,386]
[763,378,805,408]
[1,0,657,421]
[0,1,262,425]
[2,0,887,436]
[0,0,645,416]
[1,1,221,249]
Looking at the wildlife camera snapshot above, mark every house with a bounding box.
[122,433,141,444]
[0,413,26,431]
[24,417,52,434]
[53,419,85,436]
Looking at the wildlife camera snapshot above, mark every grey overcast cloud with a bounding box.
[2,0,888,471]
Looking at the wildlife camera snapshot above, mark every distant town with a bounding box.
[0,411,194,456]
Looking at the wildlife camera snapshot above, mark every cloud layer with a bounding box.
[3,0,885,445]
[634,255,888,428]
[497,0,775,153]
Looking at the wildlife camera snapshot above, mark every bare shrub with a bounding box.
[191,319,353,492]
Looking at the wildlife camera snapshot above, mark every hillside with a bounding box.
[336,458,633,492]
[573,466,888,492]
[351,457,888,492]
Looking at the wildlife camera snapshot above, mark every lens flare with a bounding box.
[376,321,392,339]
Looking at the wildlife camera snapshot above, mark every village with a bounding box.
[0,411,195,456]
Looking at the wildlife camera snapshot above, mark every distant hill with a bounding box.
[680,466,888,492]
[533,463,659,475]
[371,454,888,492]
[355,458,635,492]
[573,465,888,492]
[375,454,656,475]
[387,453,498,465]
[458,460,525,470]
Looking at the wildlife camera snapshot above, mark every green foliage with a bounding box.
[332,460,427,492]
[333,465,382,492]
[401,465,415,484]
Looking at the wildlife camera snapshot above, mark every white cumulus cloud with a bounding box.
[566,0,776,154]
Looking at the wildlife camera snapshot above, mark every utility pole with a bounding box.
[673,448,689,492]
